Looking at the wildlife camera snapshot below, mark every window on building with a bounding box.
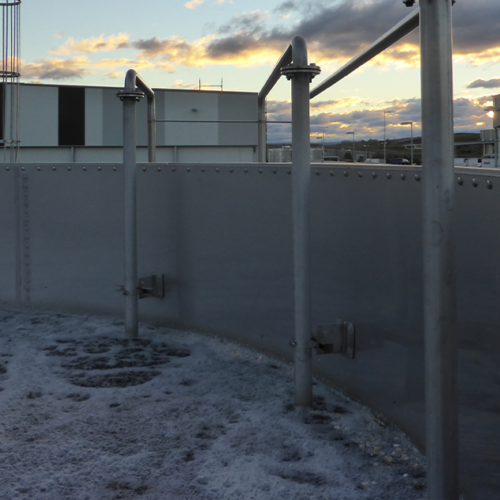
[58,86,85,146]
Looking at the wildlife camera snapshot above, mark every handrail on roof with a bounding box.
[310,9,419,99]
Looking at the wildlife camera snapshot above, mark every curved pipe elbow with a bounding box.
[123,69,155,100]
[290,35,308,66]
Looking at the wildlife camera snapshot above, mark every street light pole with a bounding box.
[401,121,414,164]
[345,131,355,162]
[384,110,393,163]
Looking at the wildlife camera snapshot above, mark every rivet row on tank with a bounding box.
[415,174,420,181]
[386,172,392,179]
[244,168,248,173]
[172,167,176,172]
[230,168,234,173]
[215,168,220,173]
[142,167,147,171]
[273,169,277,174]
[186,168,190,172]
[98,166,102,171]
[201,167,205,172]
[472,178,478,187]
[372,172,377,179]
[157,167,162,172]
[5,166,9,171]
[287,170,291,175]
[330,171,334,176]
[67,166,71,171]
[315,170,320,175]
[21,166,25,171]
[487,180,493,189]
[401,173,406,180]
[258,169,263,174]
[358,171,363,178]
[457,177,463,185]
[343,171,348,177]
[113,166,117,171]
[37,167,41,171]
[83,166,87,171]
[52,166,57,171]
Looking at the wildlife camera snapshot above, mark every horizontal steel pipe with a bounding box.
[310,9,419,99]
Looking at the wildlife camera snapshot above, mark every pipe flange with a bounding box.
[281,63,321,82]
[116,90,145,102]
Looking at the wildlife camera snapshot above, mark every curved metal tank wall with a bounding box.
[0,162,499,499]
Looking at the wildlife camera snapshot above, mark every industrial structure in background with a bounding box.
[3,82,258,163]
[1,0,20,162]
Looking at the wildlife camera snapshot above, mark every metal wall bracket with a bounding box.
[312,320,355,358]
[116,274,165,299]
[137,274,164,299]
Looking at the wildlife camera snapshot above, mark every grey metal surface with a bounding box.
[310,9,419,99]
[1,163,500,499]
[0,167,16,303]
[420,1,459,498]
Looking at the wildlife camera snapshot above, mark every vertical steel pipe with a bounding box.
[147,95,156,163]
[420,1,459,498]
[118,69,148,337]
[292,66,312,407]
[123,95,139,337]
[281,36,320,407]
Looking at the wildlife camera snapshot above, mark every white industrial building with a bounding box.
[2,82,258,163]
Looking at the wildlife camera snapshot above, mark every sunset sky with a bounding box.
[21,0,500,143]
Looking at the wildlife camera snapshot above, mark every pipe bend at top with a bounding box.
[290,35,308,67]
[124,69,155,100]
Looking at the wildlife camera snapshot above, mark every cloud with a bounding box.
[173,79,198,89]
[104,71,122,79]
[274,1,298,14]
[310,97,364,112]
[21,56,153,82]
[52,33,130,55]
[217,11,270,36]
[213,0,232,4]
[131,36,194,57]
[21,57,90,80]
[24,0,500,83]
[201,0,500,71]
[185,0,204,9]
[467,78,500,90]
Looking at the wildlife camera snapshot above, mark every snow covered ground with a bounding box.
[0,309,427,500]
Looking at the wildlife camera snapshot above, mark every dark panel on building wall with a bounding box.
[58,86,85,146]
